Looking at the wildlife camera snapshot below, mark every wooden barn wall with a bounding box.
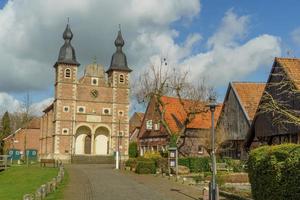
[255,65,300,138]
[218,88,249,140]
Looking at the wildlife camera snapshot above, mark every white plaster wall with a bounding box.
[75,134,86,154]
[95,135,108,155]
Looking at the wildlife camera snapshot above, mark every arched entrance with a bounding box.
[75,126,92,155]
[94,127,110,155]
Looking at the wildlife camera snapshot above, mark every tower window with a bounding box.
[65,68,71,78]
[118,110,124,116]
[91,77,99,86]
[63,106,70,112]
[77,106,86,113]
[119,74,124,83]
[62,128,69,135]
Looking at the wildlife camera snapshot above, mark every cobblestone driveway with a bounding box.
[64,164,202,200]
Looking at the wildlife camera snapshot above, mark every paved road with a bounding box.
[64,164,202,200]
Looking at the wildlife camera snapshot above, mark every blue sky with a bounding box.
[0,0,299,114]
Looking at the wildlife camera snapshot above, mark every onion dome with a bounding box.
[107,29,132,73]
[55,23,80,67]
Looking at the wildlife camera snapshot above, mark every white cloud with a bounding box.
[30,98,53,116]
[0,92,53,116]
[181,10,281,86]
[291,27,300,46]
[0,1,282,114]
[0,0,200,92]
[0,92,22,114]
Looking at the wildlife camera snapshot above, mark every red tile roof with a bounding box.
[232,82,266,121]
[161,96,222,134]
[276,57,300,89]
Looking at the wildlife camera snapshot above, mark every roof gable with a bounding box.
[160,96,222,133]
[231,82,266,121]
[276,57,300,90]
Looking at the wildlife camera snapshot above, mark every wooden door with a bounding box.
[84,135,91,154]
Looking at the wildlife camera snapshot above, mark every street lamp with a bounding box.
[207,94,219,200]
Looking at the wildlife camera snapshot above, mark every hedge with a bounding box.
[128,142,138,158]
[135,159,156,174]
[247,144,300,200]
[178,157,210,172]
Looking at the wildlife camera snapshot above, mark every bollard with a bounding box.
[203,187,209,200]
[41,184,47,198]
[35,188,42,200]
[47,181,53,193]
[23,194,33,200]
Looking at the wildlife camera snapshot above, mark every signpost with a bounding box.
[168,147,178,181]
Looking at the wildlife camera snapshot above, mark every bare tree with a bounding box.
[135,58,222,155]
[259,68,300,127]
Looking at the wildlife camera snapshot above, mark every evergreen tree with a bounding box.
[0,111,11,154]
[2,111,11,138]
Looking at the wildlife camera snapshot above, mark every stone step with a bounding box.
[71,155,115,164]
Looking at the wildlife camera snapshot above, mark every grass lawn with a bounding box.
[0,165,58,200]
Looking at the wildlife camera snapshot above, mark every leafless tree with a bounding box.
[135,58,224,155]
[259,68,300,128]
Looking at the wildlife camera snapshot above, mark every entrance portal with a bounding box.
[94,127,110,155]
[75,126,92,155]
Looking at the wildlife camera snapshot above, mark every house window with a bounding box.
[154,123,160,131]
[102,108,111,115]
[118,110,124,116]
[198,146,204,154]
[63,106,70,112]
[77,106,86,113]
[119,74,124,83]
[65,68,71,78]
[91,77,98,86]
[62,128,69,135]
[146,120,153,130]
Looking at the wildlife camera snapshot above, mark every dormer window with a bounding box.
[91,77,99,86]
[65,68,71,78]
[119,74,124,83]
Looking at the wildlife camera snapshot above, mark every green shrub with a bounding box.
[128,142,138,158]
[135,159,156,174]
[248,144,300,200]
[178,157,210,172]
[125,158,137,170]
[143,151,162,167]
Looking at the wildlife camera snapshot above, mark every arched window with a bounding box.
[119,74,124,83]
[65,68,71,78]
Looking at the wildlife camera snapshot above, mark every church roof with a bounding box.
[107,29,132,73]
[55,23,80,67]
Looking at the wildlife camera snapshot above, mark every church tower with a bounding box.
[107,29,132,158]
[53,23,80,160]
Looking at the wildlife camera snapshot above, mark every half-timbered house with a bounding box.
[138,96,222,157]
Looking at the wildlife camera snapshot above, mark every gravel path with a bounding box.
[64,164,203,200]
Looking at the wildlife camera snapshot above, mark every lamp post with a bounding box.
[208,94,219,200]
[116,119,123,170]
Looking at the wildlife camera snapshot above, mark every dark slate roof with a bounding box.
[107,30,132,73]
[55,24,80,67]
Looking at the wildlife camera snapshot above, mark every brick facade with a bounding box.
[40,26,131,162]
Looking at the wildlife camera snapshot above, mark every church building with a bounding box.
[40,24,132,162]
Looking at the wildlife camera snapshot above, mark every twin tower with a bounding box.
[40,24,132,162]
